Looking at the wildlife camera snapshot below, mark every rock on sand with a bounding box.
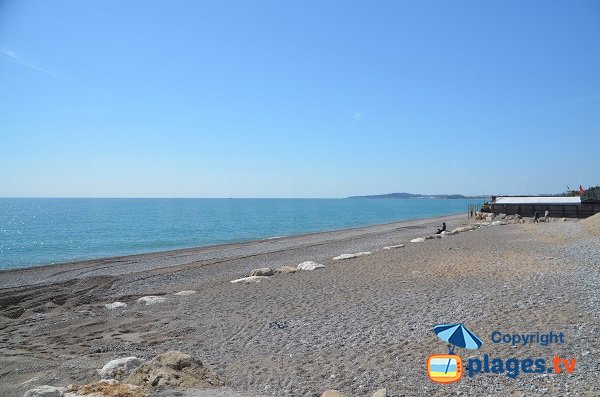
[23,385,66,397]
[274,265,298,274]
[230,276,270,284]
[410,238,425,243]
[71,379,144,397]
[297,261,325,270]
[332,252,371,260]
[125,351,223,390]
[104,302,127,310]
[247,268,274,277]
[174,290,196,296]
[98,356,144,379]
[137,296,166,305]
[383,244,404,249]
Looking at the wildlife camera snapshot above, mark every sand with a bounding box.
[0,214,598,396]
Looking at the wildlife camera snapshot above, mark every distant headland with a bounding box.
[347,192,489,199]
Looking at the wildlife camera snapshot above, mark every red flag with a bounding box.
[579,185,585,195]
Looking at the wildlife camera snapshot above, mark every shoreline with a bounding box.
[0,214,598,396]
[0,213,464,289]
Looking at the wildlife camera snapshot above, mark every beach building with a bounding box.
[488,196,600,218]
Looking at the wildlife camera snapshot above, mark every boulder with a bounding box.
[383,244,404,249]
[125,351,223,390]
[332,252,371,260]
[23,386,66,397]
[274,265,298,274]
[137,296,166,305]
[297,261,325,271]
[491,220,506,226]
[104,302,127,310]
[410,238,425,243]
[515,214,522,219]
[247,268,274,277]
[230,276,270,284]
[98,356,144,379]
[373,389,387,397]
[321,390,348,397]
[174,290,196,296]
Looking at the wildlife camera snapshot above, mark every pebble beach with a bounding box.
[1,213,598,396]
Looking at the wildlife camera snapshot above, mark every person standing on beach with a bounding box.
[534,211,539,223]
[544,209,550,223]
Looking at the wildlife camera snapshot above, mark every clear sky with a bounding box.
[1,1,599,198]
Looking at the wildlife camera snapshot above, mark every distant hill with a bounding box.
[347,192,488,199]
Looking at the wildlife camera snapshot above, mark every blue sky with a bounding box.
[1,1,599,198]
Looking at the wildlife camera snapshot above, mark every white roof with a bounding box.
[494,196,581,205]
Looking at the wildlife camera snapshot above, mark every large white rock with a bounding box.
[230,276,270,284]
[137,296,166,305]
[297,261,325,271]
[104,302,127,310]
[332,252,371,260]
[23,385,65,397]
[491,220,506,226]
[174,290,196,296]
[410,238,425,243]
[98,356,144,379]
[383,244,404,249]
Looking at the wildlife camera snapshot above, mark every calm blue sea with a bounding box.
[0,198,480,270]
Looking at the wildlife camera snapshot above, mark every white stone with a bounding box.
[297,261,325,271]
[98,356,144,379]
[137,296,166,305]
[104,302,127,310]
[332,252,371,260]
[23,385,65,397]
[174,290,196,296]
[410,238,425,243]
[440,231,456,236]
[230,276,270,284]
[383,244,404,249]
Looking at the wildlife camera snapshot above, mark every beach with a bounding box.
[1,214,598,396]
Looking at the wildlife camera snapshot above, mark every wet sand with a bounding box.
[0,214,598,396]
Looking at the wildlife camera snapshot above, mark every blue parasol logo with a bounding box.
[427,323,483,384]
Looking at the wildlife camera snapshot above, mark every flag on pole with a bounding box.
[579,185,585,195]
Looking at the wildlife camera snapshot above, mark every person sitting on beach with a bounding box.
[534,211,539,223]
[436,222,447,234]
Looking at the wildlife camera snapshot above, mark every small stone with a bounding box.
[332,252,371,260]
[137,296,166,305]
[410,238,425,243]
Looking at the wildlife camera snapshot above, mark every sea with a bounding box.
[0,198,482,270]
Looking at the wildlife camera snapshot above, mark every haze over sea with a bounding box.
[0,198,480,270]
